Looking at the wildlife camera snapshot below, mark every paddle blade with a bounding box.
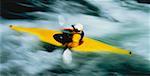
[62,48,72,64]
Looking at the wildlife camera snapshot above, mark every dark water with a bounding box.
[0,0,150,76]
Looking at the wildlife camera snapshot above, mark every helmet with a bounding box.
[74,23,83,31]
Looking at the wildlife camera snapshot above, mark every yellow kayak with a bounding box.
[10,25,131,55]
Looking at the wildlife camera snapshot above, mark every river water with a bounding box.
[0,0,150,76]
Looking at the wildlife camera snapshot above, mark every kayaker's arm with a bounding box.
[71,25,76,30]
[71,25,79,32]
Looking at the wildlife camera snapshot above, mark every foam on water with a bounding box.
[0,0,150,76]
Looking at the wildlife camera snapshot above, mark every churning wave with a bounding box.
[0,0,150,76]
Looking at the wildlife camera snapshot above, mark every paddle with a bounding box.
[62,48,72,64]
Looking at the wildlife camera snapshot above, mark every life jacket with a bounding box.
[72,31,84,44]
[53,29,84,47]
[63,29,84,44]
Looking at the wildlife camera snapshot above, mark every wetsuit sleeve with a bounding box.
[80,31,84,41]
